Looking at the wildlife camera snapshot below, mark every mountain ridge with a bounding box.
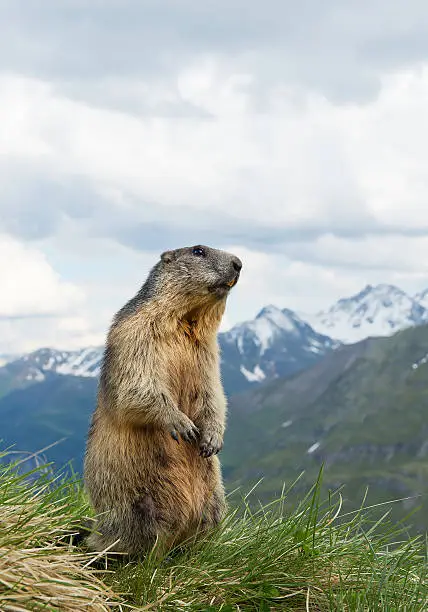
[0,306,335,398]
[305,283,428,343]
[2,282,428,395]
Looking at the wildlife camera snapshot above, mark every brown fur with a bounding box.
[83,245,241,556]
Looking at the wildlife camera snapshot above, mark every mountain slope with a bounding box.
[0,354,17,367]
[0,374,97,472]
[306,284,428,343]
[222,324,428,532]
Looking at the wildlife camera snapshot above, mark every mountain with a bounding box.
[222,323,428,532]
[414,288,428,310]
[0,354,18,367]
[4,283,428,395]
[0,306,336,469]
[2,322,428,532]
[0,307,337,398]
[0,374,97,473]
[306,284,428,343]
[1,314,428,532]
[219,306,338,393]
[0,347,102,399]
[3,283,428,392]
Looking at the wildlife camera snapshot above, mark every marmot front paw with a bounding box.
[170,413,199,444]
[198,428,223,458]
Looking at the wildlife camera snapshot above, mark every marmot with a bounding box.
[83,244,242,556]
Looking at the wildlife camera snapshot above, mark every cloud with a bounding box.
[2,64,428,253]
[0,235,84,318]
[0,235,96,353]
[2,3,428,351]
[283,234,428,273]
[2,1,428,104]
[0,315,103,355]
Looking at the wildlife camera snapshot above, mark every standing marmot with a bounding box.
[83,244,242,556]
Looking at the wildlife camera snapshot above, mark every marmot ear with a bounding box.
[161,250,175,263]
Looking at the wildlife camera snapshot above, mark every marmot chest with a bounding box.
[163,336,212,418]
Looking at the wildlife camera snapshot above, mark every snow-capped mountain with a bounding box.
[306,284,428,344]
[4,282,428,395]
[3,347,103,384]
[0,307,338,396]
[220,305,338,393]
[414,288,428,310]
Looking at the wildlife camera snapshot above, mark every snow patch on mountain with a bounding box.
[240,365,266,382]
[411,353,428,370]
[26,368,46,382]
[56,348,103,377]
[12,347,103,380]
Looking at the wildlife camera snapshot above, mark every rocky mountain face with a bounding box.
[0,348,101,399]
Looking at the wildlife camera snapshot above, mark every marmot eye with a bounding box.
[192,247,205,257]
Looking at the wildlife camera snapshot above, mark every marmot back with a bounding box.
[84,244,242,556]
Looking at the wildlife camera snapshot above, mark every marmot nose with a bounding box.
[231,257,242,273]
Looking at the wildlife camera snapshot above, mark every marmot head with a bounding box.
[159,244,242,301]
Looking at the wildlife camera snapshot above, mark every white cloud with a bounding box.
[0,235,83,318]
[0,235,97,353]
[0,315,104,355]
[2,48,428,350]
[3,0,428,104]
[1,63,428,238]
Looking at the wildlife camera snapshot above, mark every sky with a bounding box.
[2,0,428,353]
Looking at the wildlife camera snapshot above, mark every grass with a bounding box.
[0,450,119,611]
[0,453,426,611]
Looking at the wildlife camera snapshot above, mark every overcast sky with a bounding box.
[2,0,428,353]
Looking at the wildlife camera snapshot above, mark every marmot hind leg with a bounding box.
[178,482,227,546]
[202,483,227,529]
[87,494,166,558]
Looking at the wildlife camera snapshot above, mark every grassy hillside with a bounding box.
[223,325,428,532]
[0,452,427,611]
